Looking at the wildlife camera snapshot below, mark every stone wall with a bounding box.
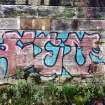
[0,15,105,78]
[0,1,105,78]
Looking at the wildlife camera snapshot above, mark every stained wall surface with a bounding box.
[0,1,105,78]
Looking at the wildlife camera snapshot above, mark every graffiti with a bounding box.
[0,57,8,77]
[0,31,104,78]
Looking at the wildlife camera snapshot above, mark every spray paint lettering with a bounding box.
[0,31,104,77]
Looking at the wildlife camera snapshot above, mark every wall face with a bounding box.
[0,3,105,78]
[0,30,105,78]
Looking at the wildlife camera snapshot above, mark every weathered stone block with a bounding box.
[77,7,105,19]
[28,0,40,5]
[0,5,37,17]
[37,6,65,17]
[79,20,105,31]
[15,0,26,4]
[20,18,32,29]
[44,0,49,5]
[51,19,72,31]
[32,18,52,30]
[20,18,52,30]
[0,18,20,29]
[51,19,105,31]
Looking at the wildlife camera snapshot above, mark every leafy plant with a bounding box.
[62,83,78,104]
[16,67,24,79]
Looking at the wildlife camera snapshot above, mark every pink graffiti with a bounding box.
[0,31,104,77]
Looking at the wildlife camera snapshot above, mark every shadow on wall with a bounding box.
[89,0,105,7]
[0,0,15,4]
[2,0,102,6]
[0,0,61,5]
[0,0,78,6]
[49,0,60,6]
